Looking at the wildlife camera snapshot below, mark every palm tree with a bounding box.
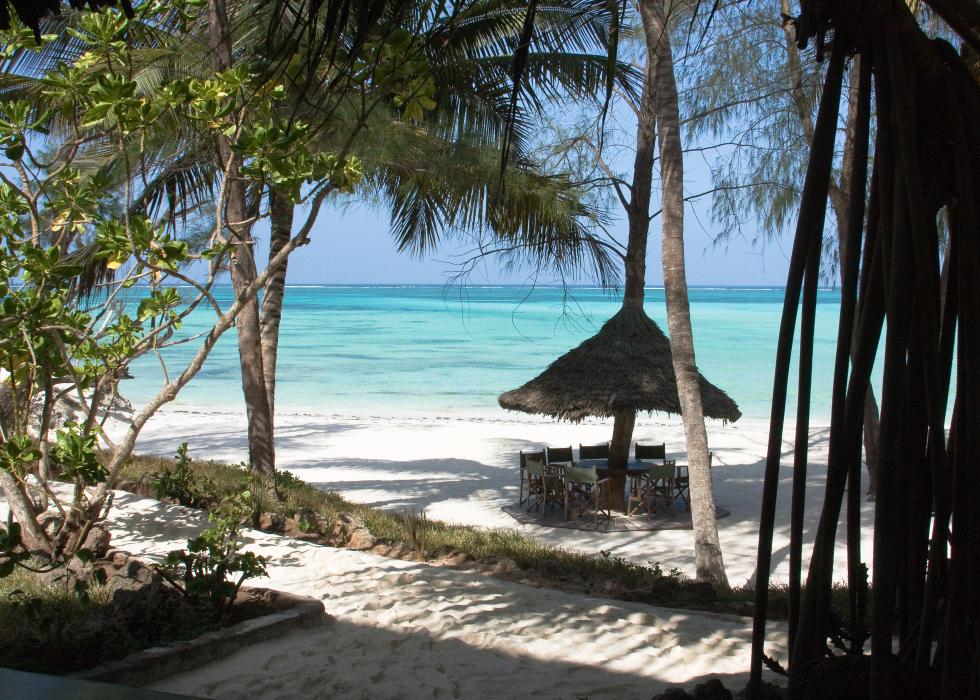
[587,0,727,588]
[250,0,630,428]
[640,0,728,591]
[232,0,631,463]
[32,0,628,492]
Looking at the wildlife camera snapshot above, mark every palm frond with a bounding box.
[363,122,616,285]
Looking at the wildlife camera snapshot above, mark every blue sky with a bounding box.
[270,201,793,287]
[252,50,803,290]
[270,95,800,288]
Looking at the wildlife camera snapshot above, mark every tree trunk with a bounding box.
[206,0,279,501]
[608,410,635,510]
[0,469,50,556]
[261,189,294,426]
[784,19,882,498]
[606,0,659,509]
[641,0,729,590]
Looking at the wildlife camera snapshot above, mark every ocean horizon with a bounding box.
[121,284,875,421]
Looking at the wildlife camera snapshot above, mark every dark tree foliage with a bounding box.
[265,0,627,179]
[0,0,134,40]
[749,0,980,698]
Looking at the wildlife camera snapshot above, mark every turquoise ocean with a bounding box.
[122,285,871,421]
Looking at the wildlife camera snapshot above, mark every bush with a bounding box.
[157,491,267,620]
[151,443,218,509]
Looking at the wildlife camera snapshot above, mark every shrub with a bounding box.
[150,443,217,509]
[157,491,267,619]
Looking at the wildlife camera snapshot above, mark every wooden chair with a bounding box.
[635,442,667,462]
[563,464,612,524]
[673,452,712,509]
[546,445,573,466]
[525,458,557,512]
[579,443,610,460]
[630,443,667,508]
[627,461,676,516]
[518,450,545,505]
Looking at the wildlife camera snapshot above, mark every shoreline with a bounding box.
[122,403,870,587]
[124,399,821,426]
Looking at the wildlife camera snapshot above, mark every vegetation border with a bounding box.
[70,588,326,687]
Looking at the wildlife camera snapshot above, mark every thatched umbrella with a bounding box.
[499,305,740,509]
[498,305,741,423]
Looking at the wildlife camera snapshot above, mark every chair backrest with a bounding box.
[525,457,546,478]
[520,450,545,469]
[564,464,597,485]
[579,443,610,460]
[649,463,675,481]
[546,446,573,464]
[635,442,666,461]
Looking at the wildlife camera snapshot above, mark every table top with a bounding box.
[556,459,669,472]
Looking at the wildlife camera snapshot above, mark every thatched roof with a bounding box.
[498,305,741,422]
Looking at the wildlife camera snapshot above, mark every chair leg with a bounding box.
[675,486,687,510]
[599,485,611,522]
[526,483,541,512]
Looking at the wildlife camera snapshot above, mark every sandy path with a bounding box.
[88,492,786,699]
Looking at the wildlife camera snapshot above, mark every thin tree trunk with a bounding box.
[753,39,847,693]
[261,189,294,425]
[784,18,882,497]
[0,469,50,555]
[641,0,729,590]
[837,62,881,499]
[607,410,635,509]
[606,0,659,508]
[206,0,278,501]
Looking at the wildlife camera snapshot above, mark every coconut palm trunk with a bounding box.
[261,189,294,425]
[640,0,729,590]
[207,0,279,501]
[604,12,659,507]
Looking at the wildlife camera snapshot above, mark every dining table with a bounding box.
[572,458,661,475]
[549,459,667,499]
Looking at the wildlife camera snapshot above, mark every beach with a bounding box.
[130,407,873,587]
[90,404,860,698]
[3,404,827,697]
[92,284,877,697]
[86,487,785,699]
[4,1,968,693]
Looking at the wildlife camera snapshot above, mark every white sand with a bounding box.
[2,407,872,697]
[93,490,787,699]
[132,407,874,587]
